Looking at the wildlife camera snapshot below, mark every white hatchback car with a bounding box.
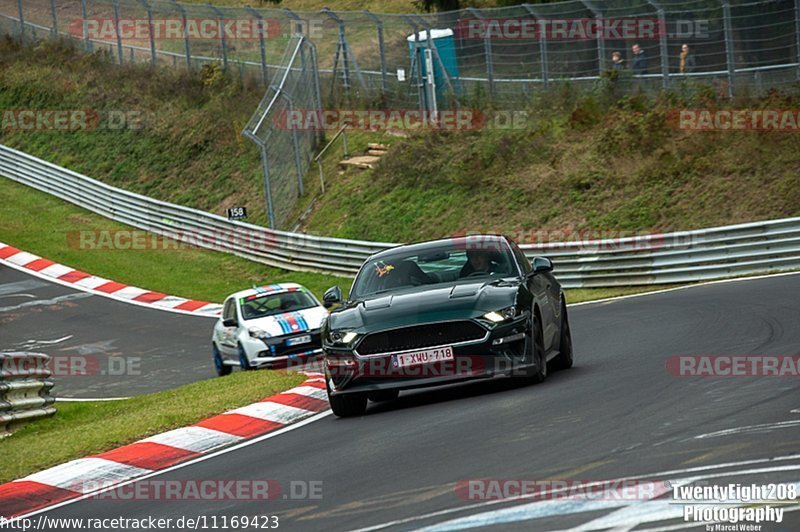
[212,283,328,375]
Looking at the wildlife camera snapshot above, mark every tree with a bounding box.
[414,0,462,12]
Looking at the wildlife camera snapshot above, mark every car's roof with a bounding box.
[228,283,308,300]
[368,235,511,261]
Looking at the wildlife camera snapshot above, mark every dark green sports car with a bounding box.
[321,235,574,417]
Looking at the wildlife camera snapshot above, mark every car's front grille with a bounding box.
[356,321,486,356]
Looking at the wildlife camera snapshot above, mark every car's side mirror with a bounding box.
[222,318,238,327]
[532,257,554,274]
[323,286,342,308]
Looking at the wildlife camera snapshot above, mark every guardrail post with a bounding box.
[170,0,192,71]
[467,8,495,101]
[208,4,228,71]
[112,0,124,64]
[246,6,269,85]
[137,0,157,66]
[363,10,388,95]
[523,4,548,90]
[49,0,58,37]
[80,0,92,52]
[722,0,735,97]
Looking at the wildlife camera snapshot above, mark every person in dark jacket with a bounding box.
[611,51,625,71]
[680,43,696,74]
[631,43,648,75]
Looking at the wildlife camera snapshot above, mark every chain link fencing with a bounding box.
[1,0,799,106]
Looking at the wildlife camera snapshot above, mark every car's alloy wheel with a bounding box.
[213,344,232,377]
[238,344,253,371]
[554,300,574,370]
[519,315,547,384]
[327,380,368,417]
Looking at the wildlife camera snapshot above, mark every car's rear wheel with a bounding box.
[213,344,232,377]
[238,344,253,371]
[368,389,399,403]
[554,300,574,370]
[327,381,368,417]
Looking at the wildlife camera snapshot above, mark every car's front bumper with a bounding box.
[324,317,536,396]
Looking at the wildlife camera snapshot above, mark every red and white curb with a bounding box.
[0,242,221,317]
[0,373,328,518]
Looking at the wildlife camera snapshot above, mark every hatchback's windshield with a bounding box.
[351,239,518,299]
[239,291,318,321]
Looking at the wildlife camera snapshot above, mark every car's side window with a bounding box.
[512,243,532,275]
[223,298,236,321]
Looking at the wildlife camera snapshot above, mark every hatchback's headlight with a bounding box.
[249,327,270,339]
[484,306,518,323]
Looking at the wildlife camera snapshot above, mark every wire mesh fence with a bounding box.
[243,34,323,230]
[1,0,799,107]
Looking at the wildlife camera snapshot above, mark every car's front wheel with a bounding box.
[327,381,368,417]
[213,344,232,377]
[238,344,254,371]
[516,314,547,384]
[554,299,574,370]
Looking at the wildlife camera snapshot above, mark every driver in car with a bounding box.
[460,249,501,277]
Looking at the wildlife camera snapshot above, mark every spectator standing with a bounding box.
[632,43,648,75]
[680,43,696,74]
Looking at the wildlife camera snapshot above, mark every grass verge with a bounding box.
[0,370,307,484]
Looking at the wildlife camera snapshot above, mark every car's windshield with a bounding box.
[351,239,518,299]
[239,291,318,321]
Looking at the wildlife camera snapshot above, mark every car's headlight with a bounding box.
[328,330,359,345]
[483,306,518,323]
[249,327,270,339]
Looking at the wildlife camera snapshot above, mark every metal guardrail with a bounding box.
[2,143,799,288]
[0,352,56,437]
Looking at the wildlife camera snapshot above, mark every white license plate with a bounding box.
[286,335,311,347]
[393,346,454,368]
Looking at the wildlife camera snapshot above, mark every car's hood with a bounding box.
[330,279,520,332]
[244,307,327,337]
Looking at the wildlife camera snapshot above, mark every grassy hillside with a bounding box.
[2,38,799,248]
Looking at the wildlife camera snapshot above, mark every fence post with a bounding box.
[284,93,305,197]
[644,0,670,89]
[795,0,800,80]
[414,14,456,100]
[80,0,92,52]
[137,0,156,66]
[112,0,124,64]
[246,6,268,86]
[283,8,304,35]
[467,8,495,101]
[15,0,24,41]
[170,0,192,71]
[49,0,58,37]
[208,4,228,71]
[258,144,277,228]
[523,4,548,90]
[363,10,388,95]
[721,0,735,97]
[309,40,324,146]
[578,1,605,75]
[322,9,352,97]
[403,16,426,115]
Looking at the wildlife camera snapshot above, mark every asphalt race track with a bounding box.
[35,272,800,530]
[0,265,214,398]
